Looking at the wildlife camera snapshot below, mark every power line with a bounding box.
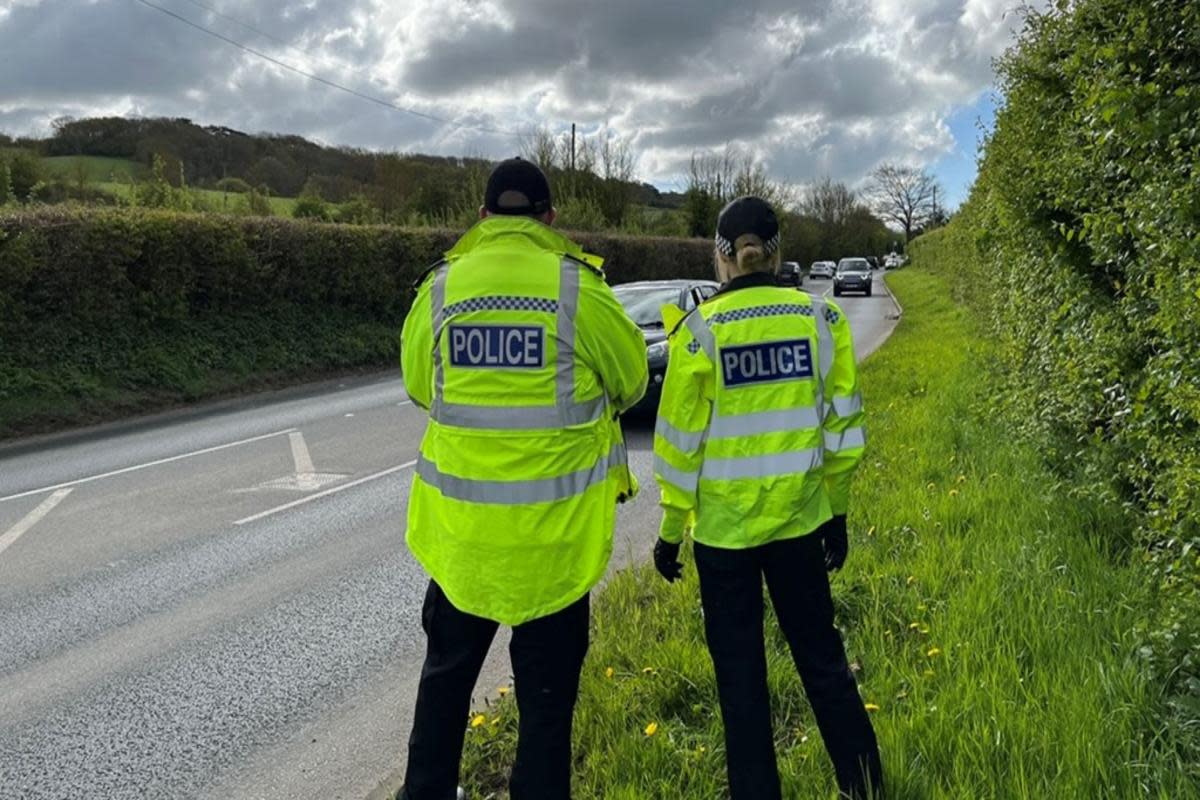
[131,0,519,138]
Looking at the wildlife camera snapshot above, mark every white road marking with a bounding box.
[289,431,316,476]
[233,460,417,526]
[0,428,297,505]
[0,488,73,556]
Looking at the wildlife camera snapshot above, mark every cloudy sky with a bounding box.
[0,0,1034,206]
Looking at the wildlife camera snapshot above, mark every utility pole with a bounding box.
[570,123,576,172]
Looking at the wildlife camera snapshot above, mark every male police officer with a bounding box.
[652,196,882,799]
[399,158,648,800]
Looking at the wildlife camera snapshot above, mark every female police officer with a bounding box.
[651,196,883,799]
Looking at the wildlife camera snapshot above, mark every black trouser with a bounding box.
[694,534,883,800]
[401,581,590,800]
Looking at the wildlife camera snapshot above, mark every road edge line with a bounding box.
[0,428,298,505]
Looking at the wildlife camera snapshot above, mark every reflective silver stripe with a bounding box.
[654,455,699,493]
[702,447,823,480]
[418,443,626,504]
[435,396,605,430]
[655,417,706,452]
[685,311,715,360]
[828,393,863,418]
[556,259,581,414]
[430,265,450,419]
[709,406,822,439]
[824,426,866,453]
[811,299,835,382]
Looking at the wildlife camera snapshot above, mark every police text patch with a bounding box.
[449,324,545,369]
[720,339,813,387]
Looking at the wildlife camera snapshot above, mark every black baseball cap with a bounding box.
[715,195,780,257]
[484,157,553,216]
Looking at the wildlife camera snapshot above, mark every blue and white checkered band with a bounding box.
[715,232,781,258]
[443,296,558,316]
[687,340,702,355]
[823,306,841,325]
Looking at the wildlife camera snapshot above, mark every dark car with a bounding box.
[779,261,803,287]
[833,258,873,296]
[612,279,720,412]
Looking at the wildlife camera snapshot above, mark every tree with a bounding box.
[867,163,940,241]
[0,161,12,205]
[800,177,857,227]
[293,179,331,221]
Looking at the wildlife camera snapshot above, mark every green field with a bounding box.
[39,156,298,215]
[41,155,147,182]
[456,268,1198,799]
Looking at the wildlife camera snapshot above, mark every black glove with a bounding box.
[653,538,684,583]
[819,515,849,572]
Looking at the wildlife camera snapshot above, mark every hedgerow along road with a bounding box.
[0,277,899,800]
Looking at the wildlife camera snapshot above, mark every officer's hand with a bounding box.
[819,515,849,572]
[653,538,684,583]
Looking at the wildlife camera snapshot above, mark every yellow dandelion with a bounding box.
[917,603,927,611]
[497,686,510,696]
[470,714,486,728]
[605,666,615,679]
[644,721,659,737]
[908,622,920,630]
[906,575,916,586]
[642,666,657,675]
[491,716,501,726]
[949,489,959,497]
[957,474,967,484]
[926,482,936,490]
[919,625,930,635]
[927,647,942,658]
[864,703,881,712]
[867,525,876,537]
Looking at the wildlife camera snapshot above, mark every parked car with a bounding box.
[809,260,836,279]
[834,258,873,296]
[612,279,721,412]
[779,261,803,287]
[884,253,906,270]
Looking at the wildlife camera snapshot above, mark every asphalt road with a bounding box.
[0,276,899,800]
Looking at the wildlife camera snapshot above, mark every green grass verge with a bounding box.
[457,268,1198,799]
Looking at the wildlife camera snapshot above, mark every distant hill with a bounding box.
[8,117,684,213]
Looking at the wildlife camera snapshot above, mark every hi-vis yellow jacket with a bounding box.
[654,274,865,548]
[402,215,648,625]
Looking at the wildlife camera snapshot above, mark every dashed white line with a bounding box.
[233,460,417,526]
[0,428,297,505]
[0,488,73,557]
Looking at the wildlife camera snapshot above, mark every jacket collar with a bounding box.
[719,271,778,294]
[447,215,590,262]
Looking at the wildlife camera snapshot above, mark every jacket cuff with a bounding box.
[659,508,690,544]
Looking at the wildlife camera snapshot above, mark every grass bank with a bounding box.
[457,268,1198,799]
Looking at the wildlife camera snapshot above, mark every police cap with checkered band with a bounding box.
[715,195,780,258]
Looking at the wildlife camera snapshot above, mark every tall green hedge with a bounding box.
[909,0,1198,758]
[0,207,714,436]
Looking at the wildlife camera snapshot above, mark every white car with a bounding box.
[809,260,836,279]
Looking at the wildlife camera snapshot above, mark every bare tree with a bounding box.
[519,126,559,172]
[800,177,858,227]
[867,163,940,241]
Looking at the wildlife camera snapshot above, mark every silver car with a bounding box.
[809,260,836,279]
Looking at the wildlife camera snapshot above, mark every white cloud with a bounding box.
[0,0,1041,191]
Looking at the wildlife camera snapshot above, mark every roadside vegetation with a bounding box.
[456,1,1200,794]
[457,267,1196,799]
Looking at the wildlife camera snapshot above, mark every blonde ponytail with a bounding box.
[715,234,780,282]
